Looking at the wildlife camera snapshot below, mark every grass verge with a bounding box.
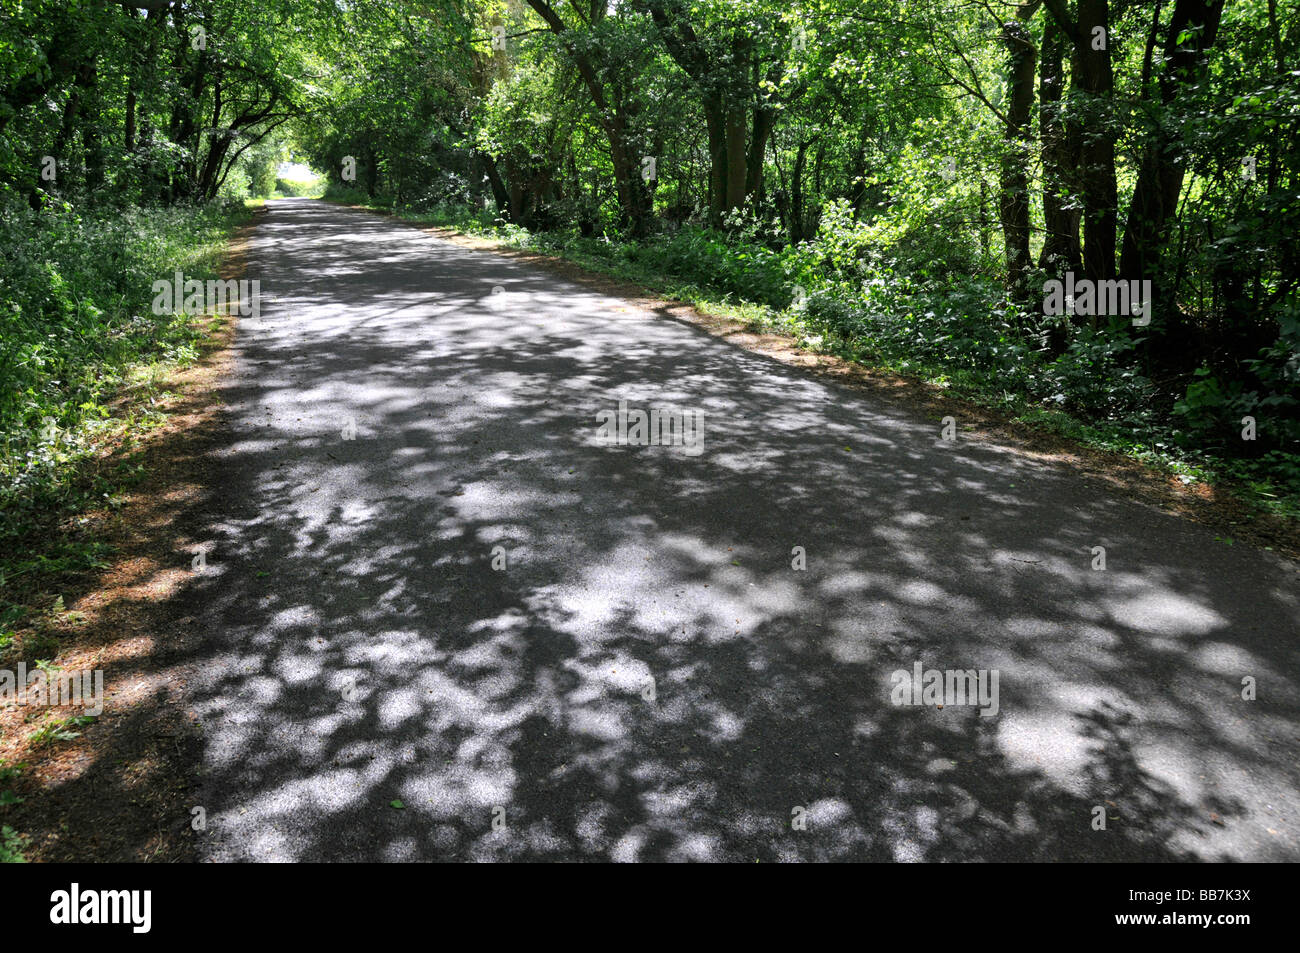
[0,199,258,862]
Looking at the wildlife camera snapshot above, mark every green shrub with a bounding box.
[274,177,322,198]
[0,192,246,544]
[0,826,27,863]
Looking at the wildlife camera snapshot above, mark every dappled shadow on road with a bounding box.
[176,199,1299,861]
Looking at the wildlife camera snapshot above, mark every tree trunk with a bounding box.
[746,105,774,205]
[791,138,809,243]
[999,19,1037,292]
[481,154,510,216]
[1074,0,1118,285]
[704,101,727,225]
[364,141,378,196]
[724,106,747,214]
[51,65,92,190]
[1038,14,1081,272]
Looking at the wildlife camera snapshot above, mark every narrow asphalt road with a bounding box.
[187,197,1299,862]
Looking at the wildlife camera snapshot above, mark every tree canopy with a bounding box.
[3,0,1299,492]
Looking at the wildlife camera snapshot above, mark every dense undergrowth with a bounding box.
[0,191,252,617]
[329,185,1300,520]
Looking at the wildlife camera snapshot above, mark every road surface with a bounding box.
[187,197,1300,861]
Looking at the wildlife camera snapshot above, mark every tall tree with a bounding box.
[525,0,654,233]
[999,4,1040,291]
[1119,0,1226,282]
[638,0,798,225]
[1045,0,1118,283]
[1038,11,1082,273]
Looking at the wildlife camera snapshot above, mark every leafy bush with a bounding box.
[0,826,27,863]
[218,165,252,200]
[274,177,322,198]
[1041,328,1152,417]
[322,183,394,208]
[0,191,245,542]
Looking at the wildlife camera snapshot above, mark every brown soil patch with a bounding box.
[0,210,260,862]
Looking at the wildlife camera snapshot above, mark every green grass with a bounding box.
[0,760,27,861]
